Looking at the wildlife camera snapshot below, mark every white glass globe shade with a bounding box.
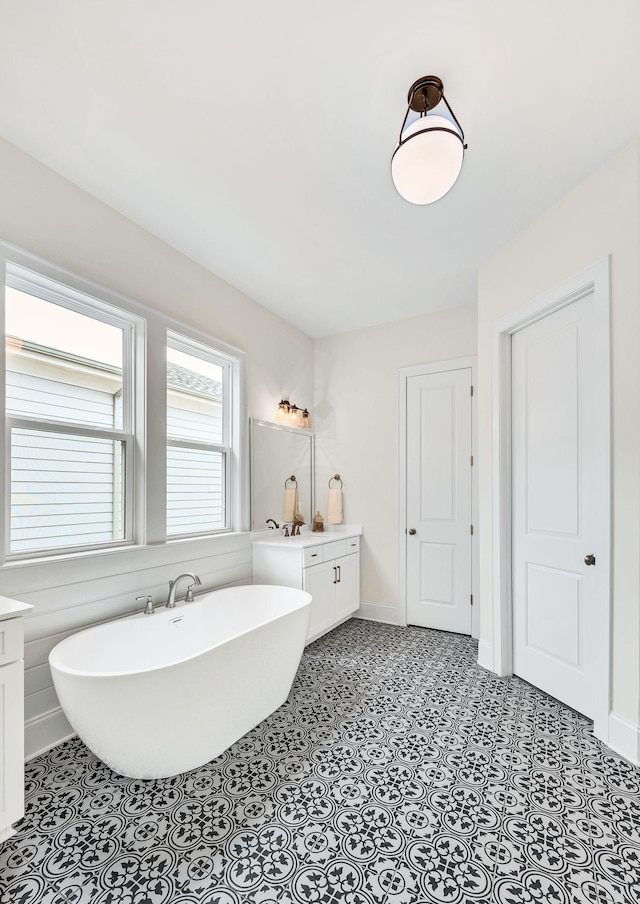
[391,114,464,204]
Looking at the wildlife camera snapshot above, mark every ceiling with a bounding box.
[1,1,639,338]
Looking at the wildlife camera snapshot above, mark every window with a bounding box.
[1,251,246,563]
[166,335,230,536]
[4,269,134,556]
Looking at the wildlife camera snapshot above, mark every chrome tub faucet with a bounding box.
[167,573,202,608]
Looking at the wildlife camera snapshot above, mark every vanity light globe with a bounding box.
[288,404,302,427]
[391,114,464,205]
[274,399,290,423]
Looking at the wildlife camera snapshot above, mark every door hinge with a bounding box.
[470,455,474,466]
[470,524,474,535]
[470,385,474,397]
[470,594,473,606]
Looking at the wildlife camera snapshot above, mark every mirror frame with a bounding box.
[249,418,315,532]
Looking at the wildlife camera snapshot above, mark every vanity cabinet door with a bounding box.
[0,659,24,842]
[335,553,360,619]
[303,561,336,638]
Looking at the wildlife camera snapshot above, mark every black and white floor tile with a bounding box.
[3,621,640,903]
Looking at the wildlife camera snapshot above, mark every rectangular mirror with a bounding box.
[250,418,314,531]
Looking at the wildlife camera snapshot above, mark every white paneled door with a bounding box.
[406,368,472,634]
[512,292,605,719]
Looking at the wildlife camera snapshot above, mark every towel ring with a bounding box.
[328,474,343,489]
[285,475,298,488]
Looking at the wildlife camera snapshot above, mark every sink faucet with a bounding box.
[291,514,304,536]
[266,518,280,529]
[167,573,201,608]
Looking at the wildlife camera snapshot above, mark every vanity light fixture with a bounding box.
[273,399,312,428]
[391,75,466,205]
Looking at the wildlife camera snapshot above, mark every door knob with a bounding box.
[584,554,596,566]
[408,528,417,535]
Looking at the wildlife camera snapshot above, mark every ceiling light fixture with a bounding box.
[391,75,467,205]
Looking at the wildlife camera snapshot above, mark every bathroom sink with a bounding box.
[253,525,362,548]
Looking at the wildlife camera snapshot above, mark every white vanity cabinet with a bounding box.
[253,529,361,643]
[0,597,33,845]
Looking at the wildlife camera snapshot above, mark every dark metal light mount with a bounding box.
[391,74,467,205]
[399,75,466,148]
[407,75,444,112]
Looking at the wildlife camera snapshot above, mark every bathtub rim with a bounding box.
[49,584,311,680]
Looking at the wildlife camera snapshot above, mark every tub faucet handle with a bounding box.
[136,594,154,615]
[185,577,202,603]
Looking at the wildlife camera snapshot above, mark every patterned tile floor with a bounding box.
[3,620,640,904]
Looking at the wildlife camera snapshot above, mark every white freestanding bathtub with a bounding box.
[49,584,311,779]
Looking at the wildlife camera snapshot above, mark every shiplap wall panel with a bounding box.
[25,687,60,723]
[18,546,251,619]
[27,710,74,759]
[22,571,252,645]
[22,555,252,643]
[25,630,79,671]
[24,662,52,697]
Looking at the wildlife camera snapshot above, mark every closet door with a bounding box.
[511,293,606,719]
[406,368,472,634]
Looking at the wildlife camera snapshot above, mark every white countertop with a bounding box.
[0,596,33,621]
[252,524,362,549]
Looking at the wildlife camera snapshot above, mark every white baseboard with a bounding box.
[477,640,494,672]
[25,707,75,761]
[0,826,17,845]
[306,613,354,646]
[355,601,403,626]
[607,712,640,766]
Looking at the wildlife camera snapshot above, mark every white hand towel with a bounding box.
[283,487,298,522]
[327,487,343,524]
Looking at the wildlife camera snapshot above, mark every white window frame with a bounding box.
[166,331,232,538]
[3,262,138,561]
[0,241,248,569]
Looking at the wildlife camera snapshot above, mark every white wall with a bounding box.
[314,304,477,620]
[0,137,315,756]
[477,141,640,741]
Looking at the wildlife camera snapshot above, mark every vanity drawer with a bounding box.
[303,546,323,568]
[345,536,360,554]
[322,539,347,561]
[0,618,24,667]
